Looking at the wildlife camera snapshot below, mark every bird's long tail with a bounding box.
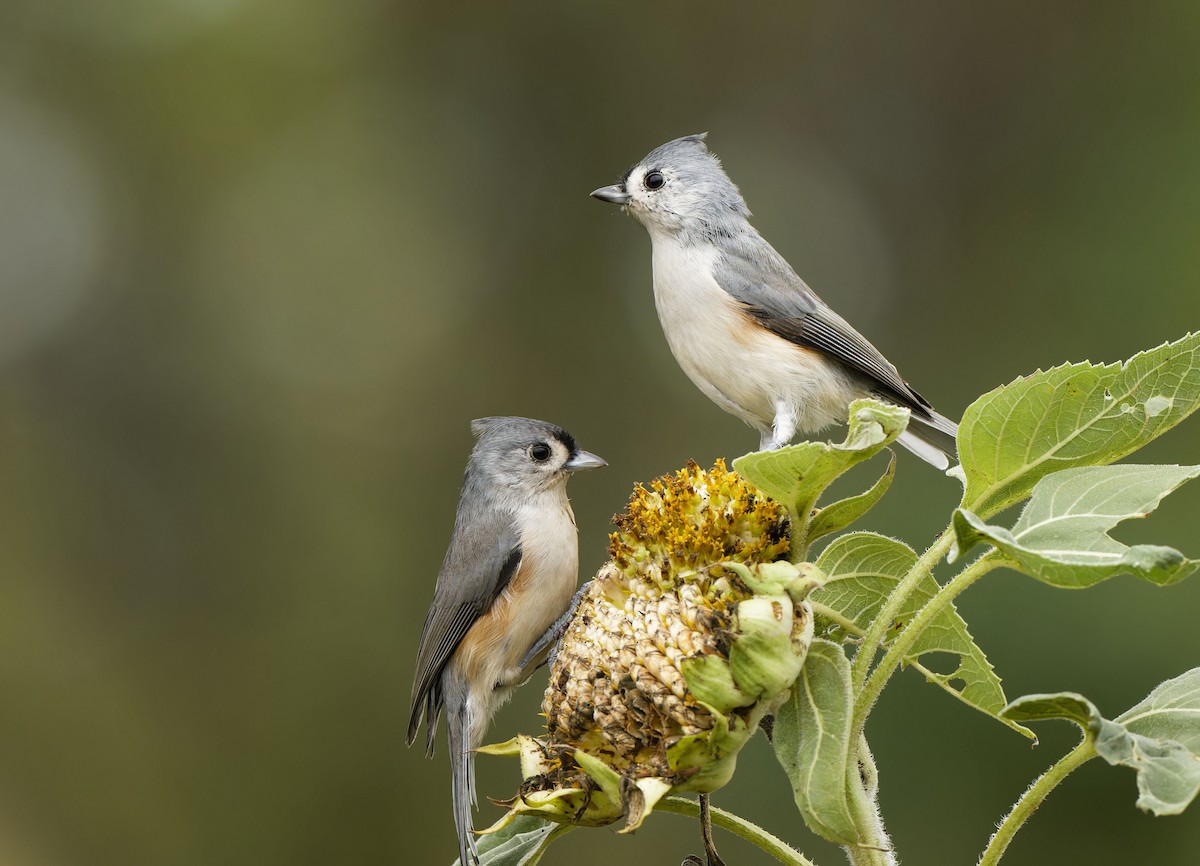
[897,409,959,471]
[445,686,479,866]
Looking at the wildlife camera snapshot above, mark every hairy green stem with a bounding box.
[659,796,817,866]
[977,740,1094,866]
[843,739,897,866]
[852,553,1012,735]
[849,528,955,691]
[789,498,820,563]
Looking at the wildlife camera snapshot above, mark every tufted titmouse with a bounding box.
[407,417,605,866]
[591,134,958,470]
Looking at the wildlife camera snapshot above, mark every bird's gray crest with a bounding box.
[470,416,565,444]
[626,133,751,228]
[467,417,579,482]
[470,416,508,439]
[644,131,708,157]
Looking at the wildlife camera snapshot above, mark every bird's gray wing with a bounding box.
[406,504,522,753]
[714,238,937,416]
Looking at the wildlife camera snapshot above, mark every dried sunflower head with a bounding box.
[480,460,819,834]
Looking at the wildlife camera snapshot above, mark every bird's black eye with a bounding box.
[644,170,665,190]
[530,442,552,462]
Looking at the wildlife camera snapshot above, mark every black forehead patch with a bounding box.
[553,428,577,455]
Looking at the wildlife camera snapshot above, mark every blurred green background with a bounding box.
[0,1,1198,864]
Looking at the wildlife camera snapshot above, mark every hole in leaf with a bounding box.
[916,652,961,677]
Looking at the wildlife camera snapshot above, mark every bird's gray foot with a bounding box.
[519,581,591,671]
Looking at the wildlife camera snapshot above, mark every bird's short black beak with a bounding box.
[590,184,631,205]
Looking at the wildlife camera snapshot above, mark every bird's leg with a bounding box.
[766,402,798,450]
[699,794,726,866]
[518,581,591,671]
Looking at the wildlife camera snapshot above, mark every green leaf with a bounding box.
[958,332,1200,518]
[999,692,1097,728]
[1003,669,1200,816]
[455,814,573,866]
[1118,668,1200,754]
[735,399,909,555]
[814,533,1032,738]
[808,452,897,544]
[951,464,1200,588]
[773,638,861,845]
[811,533,916,644]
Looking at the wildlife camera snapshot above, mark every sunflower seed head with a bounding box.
[482,460,817,834]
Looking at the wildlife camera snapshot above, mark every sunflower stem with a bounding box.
[659,796,818,866]
[849,528,955,690]
[978,739,1094,865]
[852,552,1011,738]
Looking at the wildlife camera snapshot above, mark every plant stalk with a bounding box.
[852,553,1012,736]
[789,496,819,562]
[977,740,1094,866]
[849,528,955,691]
[658,797,817,866]
[843,737,897,866]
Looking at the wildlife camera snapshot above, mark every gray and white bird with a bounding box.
[407,417,605,866]
[591,134,958,469]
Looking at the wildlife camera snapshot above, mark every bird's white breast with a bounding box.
[509,491,579,656]
[649,234,857,436]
